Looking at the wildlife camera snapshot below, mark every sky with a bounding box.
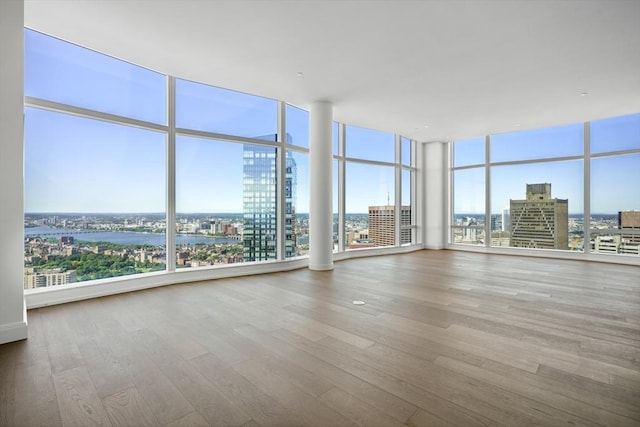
[454,115,640,215]
[24,29,411,215]
[24,29,640,216]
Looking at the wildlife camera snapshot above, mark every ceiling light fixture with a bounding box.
[296,71,304,77]
[580,92,588,96]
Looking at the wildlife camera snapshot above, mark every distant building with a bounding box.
[243,135,297,261]
[593,234,640,256]
[490,215,497,231]
[501,206,510,232]
[619,210,640,243]
[24,267,77,289]
[594,235,621,254]
[592,210,640,256]
[510,183,568,250]
[459,216,481,243]
[368,205,411,247]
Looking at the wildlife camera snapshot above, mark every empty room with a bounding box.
[1,1,639,426]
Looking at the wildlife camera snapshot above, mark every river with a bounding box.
[24,226,239,246]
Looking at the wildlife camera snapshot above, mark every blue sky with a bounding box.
[454,115,640,215]
[24,30,406,214]
[24,29,639,216]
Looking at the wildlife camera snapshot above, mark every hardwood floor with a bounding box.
[1,250,639,426]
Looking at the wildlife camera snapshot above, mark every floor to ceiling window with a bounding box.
[589,114,640,255]
[23,28,418,292]
[24,29,168,288]
[284,104,310,259]
[451,113,640,258]
[341,125,415,250]
[452,137,485,245]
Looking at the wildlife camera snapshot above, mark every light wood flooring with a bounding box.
[1,250,639,426]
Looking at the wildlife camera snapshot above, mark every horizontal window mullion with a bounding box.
[590,149,640,159]
[284,145,310,155]
[176,128,280,148]
[25,96,168,133]
[344,157,398,168]
[489,155,584,167]
[451,163,485,171]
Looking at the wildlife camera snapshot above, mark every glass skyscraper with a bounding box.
[243,135,297,261]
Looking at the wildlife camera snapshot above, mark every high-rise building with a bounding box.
[619,210,640,243]
[501,206,510,232]
[510,183,568,250]
[368,205,411,247]
[243,137,297,261]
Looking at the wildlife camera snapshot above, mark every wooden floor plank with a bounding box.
[164,411,209,427]
[231,356,355,427]
[233,324,418,423]
[102,387,159,427]
[190,352,302,426]
[11,339,62,427]
[163,359,253,426]
[52,366,112,427]
[318,386,407,427]
[0,342,17,426]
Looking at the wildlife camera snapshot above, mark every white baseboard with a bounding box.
[0,299,28,344]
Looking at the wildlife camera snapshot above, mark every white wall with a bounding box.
[0,0,28,344]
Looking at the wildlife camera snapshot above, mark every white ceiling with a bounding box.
[24,0,640,142]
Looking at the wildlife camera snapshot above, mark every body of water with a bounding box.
[24,226,239,246]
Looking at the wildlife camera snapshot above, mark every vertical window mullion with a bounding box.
[449,141,454,245]
[277,101,286,260]
[395,134,401,246]
[584,121,591,256]
[338,123,346,252]
[485,135,491,248]
[166,76,176,271]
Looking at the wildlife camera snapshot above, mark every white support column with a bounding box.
[423,142,446,249]
[0,0,28,344]
[309,101,334,270]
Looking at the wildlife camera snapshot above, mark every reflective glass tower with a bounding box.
[243,135,297,261]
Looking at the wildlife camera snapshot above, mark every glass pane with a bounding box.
[453,167,486,232]
[491,123,583,163]
[453,136,485,167]
[591,113,640,154]
[176,79,277,138]
[345,125,395,162]
[333,122,340,156]
[24,108,166,289]
[346,162,395,248]
[491,160,583,251]
[287,151,309,258]
[401,137,411,166]
[590,153,640,256]
[401,169,413,245]
[25,29,166,124]
[175,137,245,268]
[286,104,309,147]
